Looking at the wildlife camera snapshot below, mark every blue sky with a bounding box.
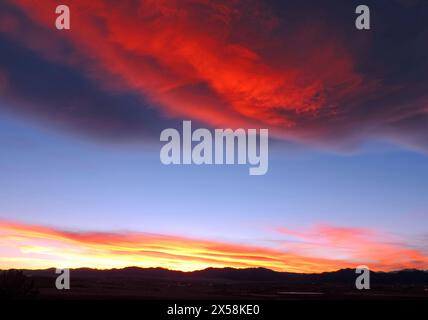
[1,110,427,246]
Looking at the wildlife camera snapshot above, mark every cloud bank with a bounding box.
[0,0,427,149]
[1,220,426,272]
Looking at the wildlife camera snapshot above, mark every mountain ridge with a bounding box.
[2,266,426,285]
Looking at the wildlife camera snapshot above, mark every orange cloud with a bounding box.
[1,220,427,272]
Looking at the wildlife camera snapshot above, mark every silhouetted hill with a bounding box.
[2,267,427,299]
[10,266,428,285]
[193,267,287,281]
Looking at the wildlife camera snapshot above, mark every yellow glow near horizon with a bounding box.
[1,220,427,272]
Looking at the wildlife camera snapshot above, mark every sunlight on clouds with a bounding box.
[1,220,427,272]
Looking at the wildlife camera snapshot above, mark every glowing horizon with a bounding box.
[1,220,427,273]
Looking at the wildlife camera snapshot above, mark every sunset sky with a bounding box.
[0,0,427,272]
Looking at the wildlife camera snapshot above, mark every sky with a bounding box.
[0,0,427,272]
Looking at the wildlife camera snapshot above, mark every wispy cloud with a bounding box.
[276,224,428,270]
[1,220,426,272]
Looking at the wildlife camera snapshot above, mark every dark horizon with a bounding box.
[2,265,428,300]
[3,265,428,275]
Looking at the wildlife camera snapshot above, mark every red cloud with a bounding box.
[2,0,427,148]
[276,224,428,270]
[3,0,377,141]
